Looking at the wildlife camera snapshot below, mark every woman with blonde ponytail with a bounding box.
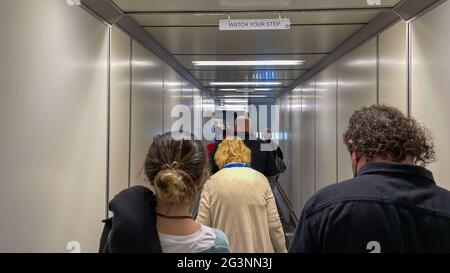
[99,132,229,253]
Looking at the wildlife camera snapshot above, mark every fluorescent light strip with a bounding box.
[222,95,267,98]
[210,82,282,86]
[254,88,272,91]
[223,98,248,101]
[219,88,237,91]
[193,60,304,66]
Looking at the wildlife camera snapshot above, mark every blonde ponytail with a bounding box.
[153,168,196,203]
[145,132,208,205]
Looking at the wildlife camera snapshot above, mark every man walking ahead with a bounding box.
[290,104,450,253]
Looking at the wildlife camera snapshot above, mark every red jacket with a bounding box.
[206,142,217,156]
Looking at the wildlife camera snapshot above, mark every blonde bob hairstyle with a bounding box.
[214,137,252,169]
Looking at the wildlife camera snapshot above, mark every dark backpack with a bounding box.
[275,156,286,174]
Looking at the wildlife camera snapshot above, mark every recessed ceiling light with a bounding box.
[222,95,267,98]
[193,60,305,66]
[254,88,272,91]
[223,99,249,103]
[219,88,238,91]
[210,82,282,86]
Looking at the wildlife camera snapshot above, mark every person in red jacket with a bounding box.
[206,119,226,156]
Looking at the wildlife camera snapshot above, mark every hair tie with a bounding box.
[171,161,179,169]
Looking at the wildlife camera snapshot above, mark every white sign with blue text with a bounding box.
[219,18,291,31]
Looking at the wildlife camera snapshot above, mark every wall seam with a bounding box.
[289,94,293,203]
[128,39,133,188]
[300,87,303,210]
[336,63,339,184]
[407,22,412,117]
[105,27,112,219]
[162,64,166,133]
[313,78,317,194]
[376,34,380,104]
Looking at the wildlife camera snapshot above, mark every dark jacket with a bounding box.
[99,186,162,253]
[210,133,277,177]
[265,139,284,160]
[289,162,450,253]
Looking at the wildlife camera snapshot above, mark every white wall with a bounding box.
[0,0,108,252]
[129,41,164,186]
[192,88,203,140]
[182,79,194,133]
[315,64,338,191]
[109,27,131,202]
[163,65,182,132]
[300,79,316,208]
[290,87,302,214]
[280,22,413,214]
[411,0,450,189]
[337,38,378,181]
[378,21,408,113]
[278,94,292,198]
[0,0,216,252]
[280,2,450,216]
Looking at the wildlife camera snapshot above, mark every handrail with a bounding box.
[274,179,299,226]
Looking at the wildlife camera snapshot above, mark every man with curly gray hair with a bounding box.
[290,104,450,253]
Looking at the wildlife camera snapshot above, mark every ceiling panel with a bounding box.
[111,0,402,101]
[113,0,401,12]
[131,10,379,26]
[144,25,363,54]
[176,54,324,70]
[189,69,307,80]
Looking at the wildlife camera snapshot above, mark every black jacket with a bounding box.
[289,162,450,253]
[210,133,277,177]
[99,186,162,253]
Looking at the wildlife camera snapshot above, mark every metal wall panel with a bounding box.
[109,26,131,202]
[379,21,407,113]
[315,64,338,190]
[279,94,291,198]
[192,88,203,139]
[411,0,450,189]
[182,79,194,134]
[300,79,316,207]
[201,95,215,145]
[290,87,302,215]
[130,41,164,186]
[278,97,286,193]
[0,0,108,252]
[286,91,293,202]
[337,38,377,181]
[163,65,182,132]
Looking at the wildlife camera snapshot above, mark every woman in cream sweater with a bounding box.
[196,137,287,253]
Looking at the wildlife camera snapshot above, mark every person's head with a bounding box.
[214,137,252,169]
[344,104,435,176]
[235,116,252,133]
[214,119,226,140]
[145,132,209,206]
[263,128,272,141]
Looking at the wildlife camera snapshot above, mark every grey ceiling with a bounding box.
[112,0,403,102]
